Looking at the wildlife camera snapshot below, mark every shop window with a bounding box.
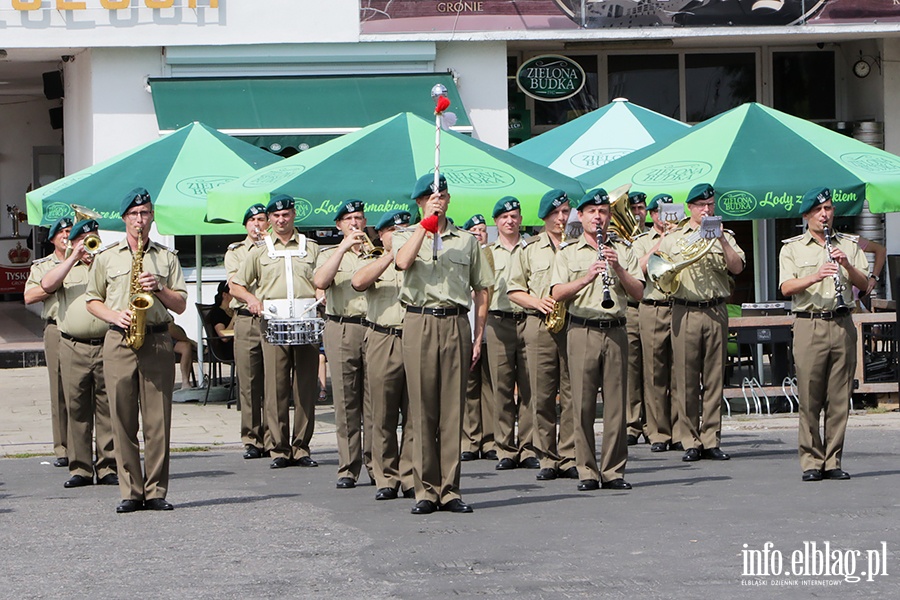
[608,54,679,119]
[685,53,756,123]
[772,51,835,121]
[532,55,599,126]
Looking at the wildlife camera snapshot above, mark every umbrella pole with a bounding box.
[195,234,206,388]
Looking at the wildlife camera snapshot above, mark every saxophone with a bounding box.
[545,224,568,333]
[125,226,155,350]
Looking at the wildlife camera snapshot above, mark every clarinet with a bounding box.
[599,237,615,310]
[822,225,850,316]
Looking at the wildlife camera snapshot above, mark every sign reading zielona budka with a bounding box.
[516,55,586,102]
[9,0,217,9]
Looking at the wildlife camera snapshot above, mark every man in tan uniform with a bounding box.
[624,191,650,446]
[24,216,72,468]
[487,196,537,471]
[631,194,686,453]
[508,189,577,481]
[86,188,187,513]
[40,219,117,489]
[224,203,269,459]
[460,214,496,462]
[395,174,491,514]
[657,183,745,462]
[314,200,371,489]
[779,187,868,482]
[550,188,644,491]
[352,209,415,501]
[231,194,320,470]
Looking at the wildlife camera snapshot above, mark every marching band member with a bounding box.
[550,188,643,491]
[624,191,650,446]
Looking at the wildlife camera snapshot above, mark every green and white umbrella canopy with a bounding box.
[26,122,282,235]
[207,113,584,227]
[578,103,900,220]
[508,99,690,178]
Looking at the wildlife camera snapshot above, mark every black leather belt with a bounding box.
[326,315,366,325]
[60,332,105,346]
[672,298,725,309]
[626,301,640,309]
[369,322,403,337]
[641,299,672,307]
[568,315,626,329]
[236,308,255,318]
[45,319,57,326]
[489,310,527,322]
[110,323,168,335]
[406,305,467,317]
[794,311,847,320]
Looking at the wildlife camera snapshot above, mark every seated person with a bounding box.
[208,281,235,362]
[169,322,198,391]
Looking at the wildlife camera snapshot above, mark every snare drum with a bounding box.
[265,318,325,346]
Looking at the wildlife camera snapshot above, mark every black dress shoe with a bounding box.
[441,498,473,513]
[802,469,823,482]
[336,477,356,489]
[460,451,478,462]
[650,442,668,453]
[682,448,701,462]
[670,442,684,452]
[823,468,851,480]
[701,447,730,461]
[97,473,119,486]
[601,478,632,490]
[577,479,600,491]
[482,450,498,461]
[410,499,437,515]
[375,487,398,501]
[145,498,174,511]
[53,457,68,468]
[536,467,558,481]
[401,488,416,499]
[519,457,541,469]
[295,456,318,467]
[64,475,94,488]
[626,434,639,446]
[270,457,290,469]
[495,457,517,471]
[116,499,143,514]
[559,466,579,479]
[243,445,263,460]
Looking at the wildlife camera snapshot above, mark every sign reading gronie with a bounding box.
[516,55,586,102]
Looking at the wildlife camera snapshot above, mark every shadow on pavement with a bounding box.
[176,493,300,509]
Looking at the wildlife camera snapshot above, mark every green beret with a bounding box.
[492,196,521,219]
[266,194,294,213]
[647,194,673,212]
[576,188,609,211]
[375,210,411,231]
[686,183,715,204]
[120,187,152,216]
[463,214,486,230]
[48,217,74,240]
[538,189,569,220]
[799,187,832,215]
[68,219,99,241]
[411,173,447,200]
[242,203,266,225]
[628,191,647,205]
[334,199,365,222]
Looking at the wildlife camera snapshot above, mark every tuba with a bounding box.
[545,225,568,333]
[65,204,104,258]
[607,183,642,244]
[124,226,155,350]
[647,217,718,296]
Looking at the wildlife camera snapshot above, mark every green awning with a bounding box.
[149,74,472,144]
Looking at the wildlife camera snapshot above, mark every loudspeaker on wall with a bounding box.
[49,107,63,130]
[42,71,63,100]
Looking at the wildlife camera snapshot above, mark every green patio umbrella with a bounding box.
[508,98,690,177]
[207,113,584,227]
[578,103,900,219]
[26,122,282,235]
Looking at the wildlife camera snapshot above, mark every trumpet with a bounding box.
[353,227,384,260]
[822,225,851,316]
[64,203,104,258]
[598,237,616,310]
[545,224,568,333]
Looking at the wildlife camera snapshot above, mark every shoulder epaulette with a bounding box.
[32,256,53,265]
[150,241,177,254]
[524,236,543,248]
[724,228,735,236]
[558,240,572,250]
[97,242,118,254]
[836,232,860,243]
[632,231,650,241]
[607,232,632,248]
[320,244,338,254]
[781,234,803,244]
[227,241,242,251]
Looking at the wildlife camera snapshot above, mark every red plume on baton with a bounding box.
[430,83,454,258]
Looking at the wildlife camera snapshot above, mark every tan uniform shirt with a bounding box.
[224,237,259,310]
[85,240,188,327]
[315,247,367,318]
[488,237,526,313]
[25,256,61,320]
[779,230,868,312]
[393,224,492,307]
[362,259,405,329]
[549,234,643,320]
[657,222,745,302]
[232,231,319,301]
[631,229,668,302]
[507,231,559,299]
[57,261,109,339]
